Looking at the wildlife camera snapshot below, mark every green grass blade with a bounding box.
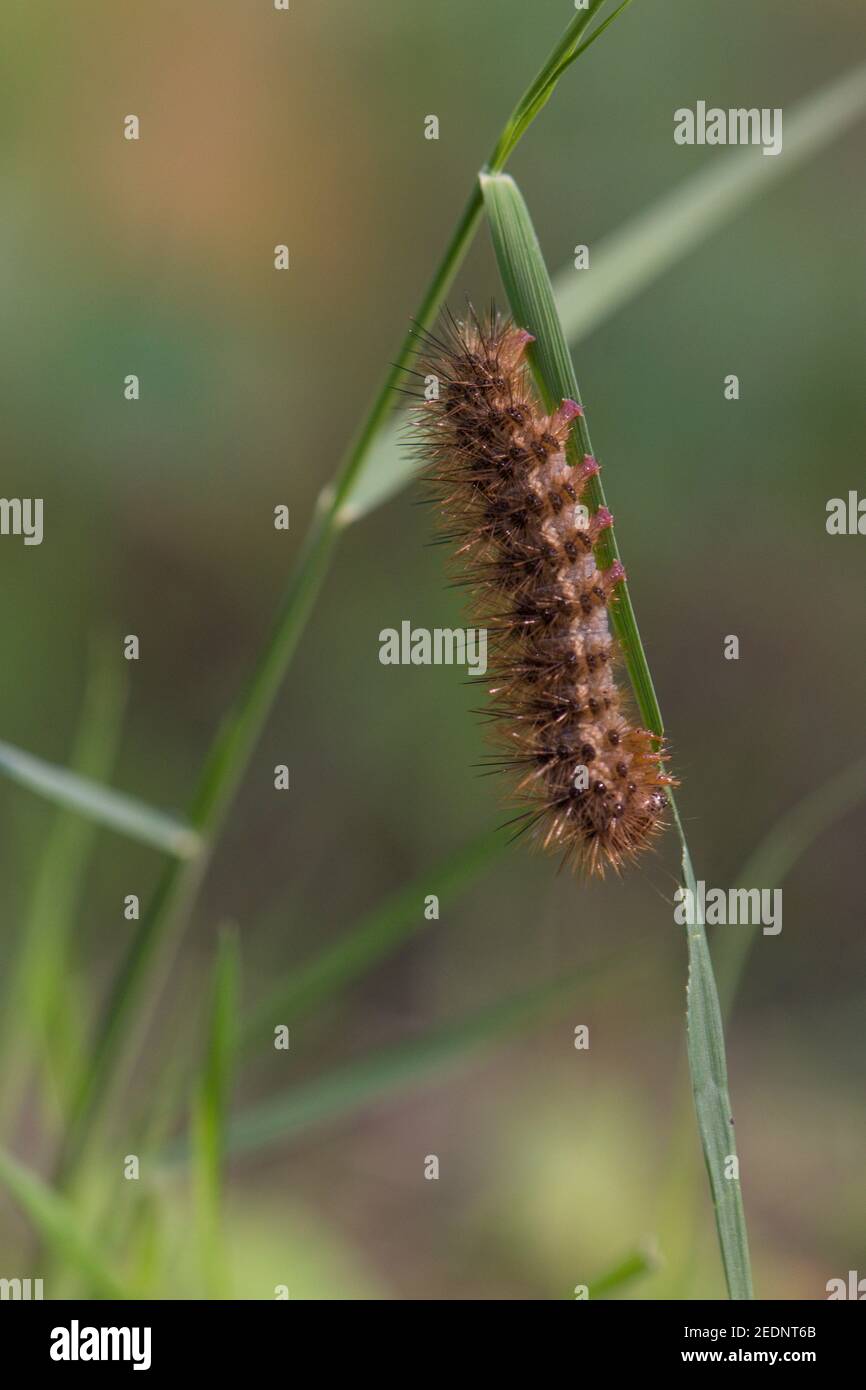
[190,927,239,1297]
[657,755,866,1298]
[344,60,866,524]
[0,643,127,1127]
[241,830,503,1052]
[488,0,632,170]
[585,1240,659,1299]
[0,737,201,859]
[168,961,612,1163]
[678,834,753,1300]
[0,1146,129,1299]
[481,169,663,736]
[479,172,751,1299]
[53,0,635,1195]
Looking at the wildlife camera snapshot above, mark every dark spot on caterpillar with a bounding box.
[608,730,620,745]
[579,593,592,614]
[616,761,628,777]
[564,539,577,559]
[593,781,607,795]
[581,744,596,761]
[549,492,563,513]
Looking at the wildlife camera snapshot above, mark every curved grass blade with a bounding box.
[0,737,201,859]
[345,60,866,523]
[479,171,752,1299]
[53,0,635,1194]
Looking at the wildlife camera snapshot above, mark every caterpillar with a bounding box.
[411,308,673,876]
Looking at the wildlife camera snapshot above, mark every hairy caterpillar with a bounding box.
[412,309,673,875]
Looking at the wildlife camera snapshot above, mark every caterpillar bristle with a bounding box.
[411,306,674,877]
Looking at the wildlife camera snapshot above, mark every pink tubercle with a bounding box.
[577,453,600,481]
[603,560,627,587]
[550,397,583,433]
[593,505,614,531]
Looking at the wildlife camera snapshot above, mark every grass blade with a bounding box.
[479,171,752,1299]
[678,828,752,1300]
[0,643,127,1128]
[481,169,663,736]
[191,927,240,1297]
[0,737,201,859]
[241,830,503,1051]
[168,961,612,1163]
[658,754,866,1296]
[0,1146,128,1299]
[344,60,866,523]
[585,1241,659,1299]
[53,0,635,1193]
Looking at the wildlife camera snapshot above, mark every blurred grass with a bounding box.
[191,927,239,1298]
[0,1145,128,1300]
[50,0,633,1201]
[241,828,503,1050]
[0,642,127,1131]
[586,1242,659,1300]
[344,59,866,521]
[0,733,200,858]
[168,958,619,1163]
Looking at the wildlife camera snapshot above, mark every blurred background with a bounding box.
[0,0,864,1299]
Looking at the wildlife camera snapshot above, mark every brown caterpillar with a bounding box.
[411,309,673,876]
